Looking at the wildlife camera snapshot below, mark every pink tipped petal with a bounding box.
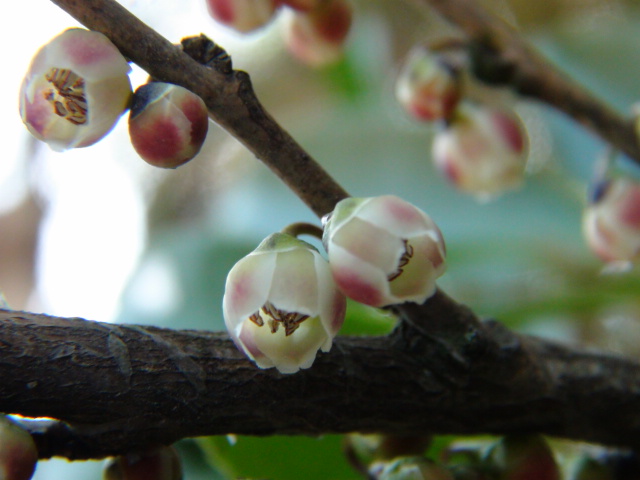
[207,0,278,33]
[0,416,38,480]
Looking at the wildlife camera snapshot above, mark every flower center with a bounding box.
[387,239,414,282]
[248,301,310,336]
[43,68,88,125]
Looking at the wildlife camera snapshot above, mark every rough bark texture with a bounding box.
[3,292,640,460]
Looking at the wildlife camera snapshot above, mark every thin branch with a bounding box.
[423,0,640,164]
[49,0,348,218]
[3,298,640,460]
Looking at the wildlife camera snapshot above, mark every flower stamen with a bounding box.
[248,301,310,336]
[43,68,88,125]
[387,239,414,282]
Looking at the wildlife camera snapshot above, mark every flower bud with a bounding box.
[0,416,38,480]
[323,195,446,308]
[484,435,560,480]
[395,46,461,122]
[205,0,279,33]
[583,177,640,265]
[370,457,454,480]
[19,28,132,151]
[284,0,352,67]
[103,446,182,480]
[128,82,209,169]
[432,103,528,199]
[223,232,346,374]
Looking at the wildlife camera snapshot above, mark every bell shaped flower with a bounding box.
[206,0,279,33]
[584,177,640,266]
[284,0,352,67]
[223,233,346,374]
[432,102,528,200]
[19,28,132,151]
[0,416,38,480]
[323,195,446,308]
[129,82,209,169]
[395,45,461,122]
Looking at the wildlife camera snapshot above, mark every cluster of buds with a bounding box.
[204,0,353,67]
[103,446,183,480]
[583,176,640,267]
[19,29,210,169]
[395,44,529,199]
[0,416,38,480]
[224,195,446,373]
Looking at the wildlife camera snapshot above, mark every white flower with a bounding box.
[19,28,132,151]
[432,102,528,200]
[223,233,346,374]
[323,195,446,307]
[205,0,279,33]
[584,177,640,266]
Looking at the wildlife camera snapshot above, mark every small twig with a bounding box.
[423,0,640,164]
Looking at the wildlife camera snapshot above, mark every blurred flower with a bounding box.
[323,195,446,307]
[484,435,560,480]
[583,177,640,266]
[19,28,132,151]
[0,416,38,480]
[432,102,528,200]
[284,0,352,67]
[223,232,346,374]
[103,446,182,480]
[128,82,209,169]
[370,456,454,480]
[205,0,279,33]
[395,45,461,122]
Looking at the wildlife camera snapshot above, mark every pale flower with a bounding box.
[323,195,446,308]
[584,177,640,266]
[432,102,528,200]
[19,28,132,151]
[205,0,279,33]
[223,233,346,374]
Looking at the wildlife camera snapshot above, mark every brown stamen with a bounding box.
[388,239,414,282]
[43,68,88,125]
[248,301,310,336]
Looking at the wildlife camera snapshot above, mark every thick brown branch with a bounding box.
[49,0,348,218]
[3,296,640,460]
[425,0,640,163]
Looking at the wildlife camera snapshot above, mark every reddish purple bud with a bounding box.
[583,177,640,265]
[395,46,461,122]
[0,416,38,480]
[485,435,560,480]
[103,446,182,480]
[206,0,279,33]
[432,103,528,200]
[129,82,209,169]
[284,0,353,67]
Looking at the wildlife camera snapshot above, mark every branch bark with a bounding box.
[3,295,640,460]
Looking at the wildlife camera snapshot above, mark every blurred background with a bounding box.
[4,0,640,478]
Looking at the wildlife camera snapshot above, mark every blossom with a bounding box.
[206,0,279,33]
[395,45,461,122]
[432,102,528,200]
[284,0,352,67]
[223,233,346,374]
[0,416,38,480]
[19,28,132,151]
[583,177,640,265]
[323,195,446,307]
[128,82,209,169]
[104,446,182,480]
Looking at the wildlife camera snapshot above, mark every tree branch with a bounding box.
[424,0,640,164]
[3,296,640,460]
